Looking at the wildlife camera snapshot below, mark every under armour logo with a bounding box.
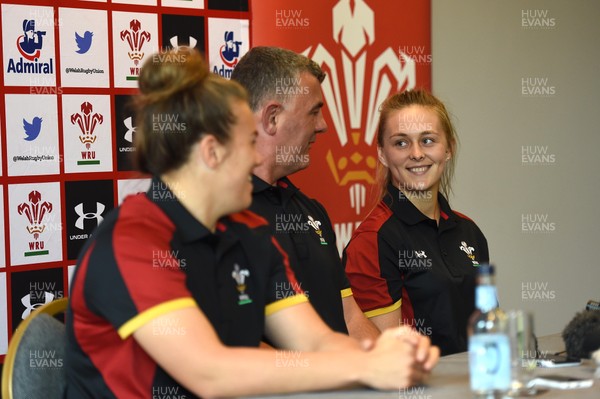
[74,202,105,230]
[123,116,136,143]
[170,36,197,50]
[21,292,54,319]
[415,250,427,258]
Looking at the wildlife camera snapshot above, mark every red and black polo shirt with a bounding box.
[343,183,489,355]
[65,177,306,398]
[250,175,350,334]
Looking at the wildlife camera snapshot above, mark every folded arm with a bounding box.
[134,300,439,398]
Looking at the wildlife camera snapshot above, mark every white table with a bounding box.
[241,334,599,398]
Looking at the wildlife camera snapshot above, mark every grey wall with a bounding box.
[432,0,600,336]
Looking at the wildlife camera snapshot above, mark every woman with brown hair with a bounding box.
[343,89,489,356]
[65,50,439,398]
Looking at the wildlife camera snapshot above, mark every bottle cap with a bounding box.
[477,263,495,275]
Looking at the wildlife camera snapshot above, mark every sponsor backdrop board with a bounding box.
[0,0,429,365]
[0,0,251,362]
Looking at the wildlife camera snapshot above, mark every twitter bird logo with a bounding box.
[75,31,93,54]
[23,117,43,141]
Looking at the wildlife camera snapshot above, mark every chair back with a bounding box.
[1,298,68,399]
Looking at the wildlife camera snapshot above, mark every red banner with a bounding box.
[251,0,431,254]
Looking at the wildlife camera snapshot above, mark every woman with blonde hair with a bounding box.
[344,89,489,356]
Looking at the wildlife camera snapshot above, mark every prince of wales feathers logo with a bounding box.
[232,264,252,305]
[71,101,103,165]
[303,0,416,215]
[460,241,479,266]
[17,190,53,257]
[120,19,151,80]
[307,215,328,245]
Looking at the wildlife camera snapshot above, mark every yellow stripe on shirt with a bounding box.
[265,294,309,317]
[340,288,353,298]
[363,299,402,318]
[118,297,197,339]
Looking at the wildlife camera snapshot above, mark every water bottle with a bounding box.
[468,264,511,398]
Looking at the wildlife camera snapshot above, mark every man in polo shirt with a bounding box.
[231,46,380,341]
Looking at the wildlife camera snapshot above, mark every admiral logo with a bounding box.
[18,19,45,60]
[71,101,103,165]
[17,190,52,257]
[214,31,242,78]
[7,19,54,75]
[120,19,151,80]
[23,116,43,141]
[75,31,93,54]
